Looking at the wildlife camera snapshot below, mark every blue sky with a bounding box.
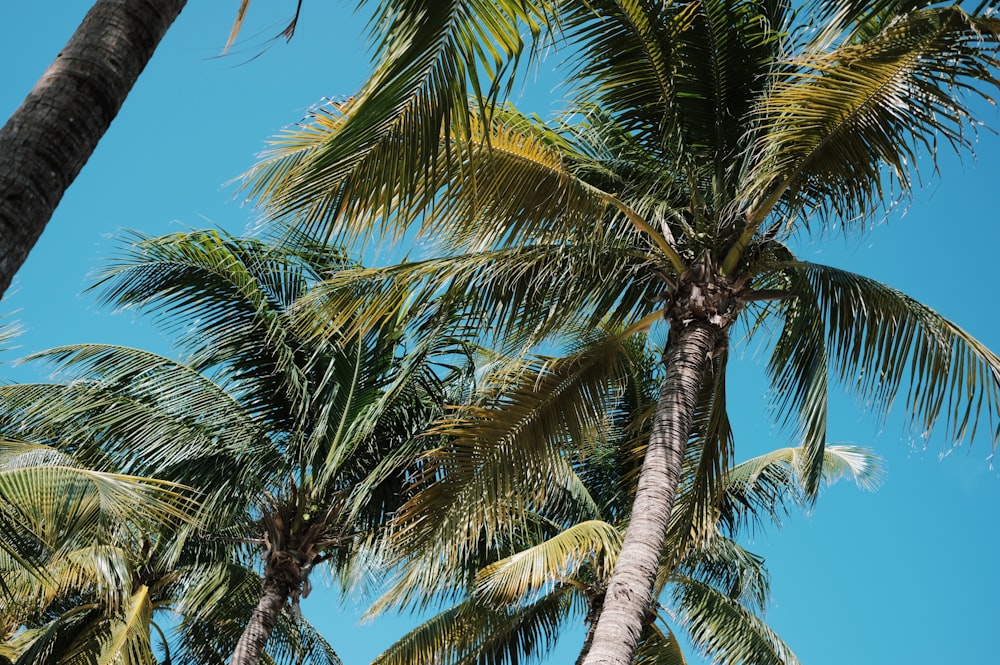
[3,3,1000,664]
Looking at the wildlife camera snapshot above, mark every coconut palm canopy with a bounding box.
[3,2,1000,664]
[239,1,1000,663]
[0,229,464,665]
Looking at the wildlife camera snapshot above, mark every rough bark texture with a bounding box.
[0,0,187,297]
[580,323,719,665]
[229,576,293,665]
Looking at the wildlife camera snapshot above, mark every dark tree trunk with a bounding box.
[229,575,293,665]
[0,0,186,297]
[580,323,719,665]
[575,595,602,665]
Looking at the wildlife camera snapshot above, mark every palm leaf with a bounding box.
[0,351,272,523]
[90,230,344,424]
[562,0,786,216]
[765,258,831,498]
[745,5,1000,228]
[717,444,883,539]
[671,576,799,665]
[95,586,155,665]
[0,441,196,551]
[671,536,770,617]
[372,592,573,665]
[633,624,688,665]
[790,261,1000,448]
[474,519,622,604]
[391,334,631,563]
[5,604,102,665]
[296,240,659,358]
[241,1,552,240]
[1,544,134,618]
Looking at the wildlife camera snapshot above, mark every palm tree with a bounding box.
[0,440,202,664]
[365,333,881,665]
[241,2,1000,663]
[2,525,342,665]
[0,229,460,665]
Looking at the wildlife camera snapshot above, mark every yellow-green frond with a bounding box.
[745,5,1000,230]
[474,519,621,603]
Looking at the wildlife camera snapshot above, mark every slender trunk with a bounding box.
[580,323,719,665]
[0,0,186,297]
[576,626,597,665]
[229,575,293,665]
[576,593,604,665]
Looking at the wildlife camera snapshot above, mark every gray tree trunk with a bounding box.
[0,0,187,297]
[229,575,293,665]
[580,323,718,665]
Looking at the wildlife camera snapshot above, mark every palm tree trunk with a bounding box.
[0,0,186,297]
[575,609,599,665]
[576,589,605,665]
[580,323,718,665]
[229,575,292,665]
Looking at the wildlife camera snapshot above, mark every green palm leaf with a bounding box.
[709,444,883,542]
[0,441,196,551]
[474,519,622,604]
[745,5,1000,228]
[790,261,1000,447]
[91,230,325,412]
[633,624,688,665]
[241,1,552,238]
[670,576,799,665]
[95,586,155,665]
[372,592,572,665]
[764,255,832,498]
[5,604,102,665]
[390,333,631,563]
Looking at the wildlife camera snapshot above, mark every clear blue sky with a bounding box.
[3,3,999,664]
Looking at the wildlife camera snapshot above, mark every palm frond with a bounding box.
[295,241,657,357]
[474,520,621,604]
[765,261,830,498]
[672,536,770,616]
[671,576,800,665]
[564,0,788,221]
[789,261,1000,450]
[16,344,265,449]
[1,544,135,618]
[633,623,688,665]
[265,612,343,665]
[241,1,552,241]
[0,441,197,552]
[0,316,22,363]
[389,334,632,566]
[719,444,883,537]
[164,563,262,665]
[4,604,102,665]
[745,5,1000,229]
[96,585,155,665]
[0,353,273,523]
[90,230,338,422]
[372,592,573,665]
[561,0,696,158]
[422,106,621,252]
